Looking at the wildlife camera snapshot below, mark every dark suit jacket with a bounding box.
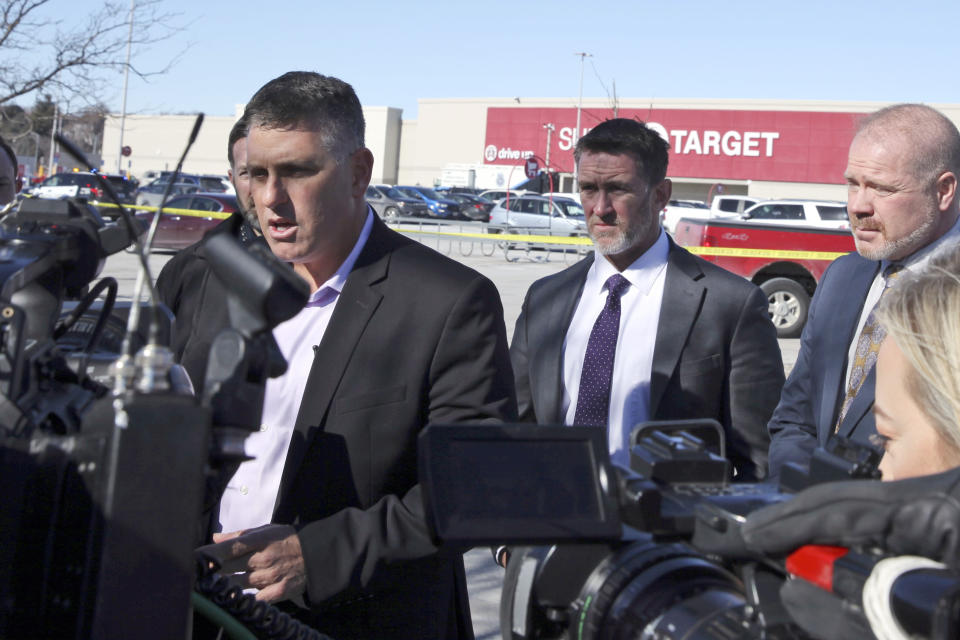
[510,240,784,480]
[269,217,515,639]
[161,216,517,639]
[767,252,880,479]
[156,215,263,395]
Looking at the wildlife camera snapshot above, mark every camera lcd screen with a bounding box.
[418,425,622,545]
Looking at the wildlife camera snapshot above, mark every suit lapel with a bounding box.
[817,259,879,441]
[650,244,705,417]
[536,257,591,423]
[274,220,391,510]
[837,366,876,439]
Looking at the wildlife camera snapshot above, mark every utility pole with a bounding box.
[543,123,555,171]
[117,0,135,174]
[573,52,591,190]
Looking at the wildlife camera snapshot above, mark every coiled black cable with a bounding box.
[195,557,331,640]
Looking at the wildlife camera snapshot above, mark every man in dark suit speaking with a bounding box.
[767,104,960,479]
[510,119,783,481]
[201,72,516,639]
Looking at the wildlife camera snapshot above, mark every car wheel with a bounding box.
[383,206,400,223]
[760,277,810,339]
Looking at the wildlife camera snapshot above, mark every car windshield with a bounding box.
[383,187,406,199]
[556,200,585,218]
[416,188,442,200]
[397,187,423,199]
[200,177,225,191]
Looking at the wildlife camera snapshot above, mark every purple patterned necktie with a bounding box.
[573,274,631,427]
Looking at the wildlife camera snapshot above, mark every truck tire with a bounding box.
[383,206,400,223]
[760,277,809,339]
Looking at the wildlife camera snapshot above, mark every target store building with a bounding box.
[396,97,960,202]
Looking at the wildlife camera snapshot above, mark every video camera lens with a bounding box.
[572,540,749,639]
[502,540,760,640]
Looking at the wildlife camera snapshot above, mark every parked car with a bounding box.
[740,199,850,230]
[30,172,104,200]
[540,191,580,204]
[365,185,430,221]
[479,189,525,203]
[487,195,586,235]
[395,186,461,219]
[661,199,711,234]
[709,195,760,216]
[445,186,484,196]
[29,171,140,218]
[446,192,495,221]
[134,192,236,250]
[198,175,230,193]
[135,182,200,207]
[103,174,140,205]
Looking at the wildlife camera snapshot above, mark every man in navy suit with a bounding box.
[768,103,960,479]
[511,119,784,481]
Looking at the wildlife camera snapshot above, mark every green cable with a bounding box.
[190,590,258,640]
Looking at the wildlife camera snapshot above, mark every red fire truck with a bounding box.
[673,217,855,338]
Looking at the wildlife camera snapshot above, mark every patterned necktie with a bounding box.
[835,264,904,430]
[573,274,631,427]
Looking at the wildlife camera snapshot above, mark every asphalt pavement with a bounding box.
[101,230,801,640]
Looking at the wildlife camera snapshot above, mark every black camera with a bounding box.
[0,195,311,639]
[418,421,959,639]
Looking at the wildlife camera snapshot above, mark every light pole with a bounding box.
[543,123,555,171]
[117,0,135,174]
[573,52,591,190]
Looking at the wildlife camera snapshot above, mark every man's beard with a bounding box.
[237,200,262,232]
[853,204,939,261]
[590,216,655,256]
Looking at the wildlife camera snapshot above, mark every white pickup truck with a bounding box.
[662,195,761,234]
[709,195,760,216]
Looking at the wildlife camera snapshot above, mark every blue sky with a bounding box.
[85,0,960,118]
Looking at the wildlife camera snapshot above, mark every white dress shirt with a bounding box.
[563,230,670,466]
[843,217,960,388]
[217,210,374,534]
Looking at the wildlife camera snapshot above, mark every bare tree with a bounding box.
[0,0,185,108]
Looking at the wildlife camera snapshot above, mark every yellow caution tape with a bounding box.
[394,226,850,260]
[685,246,849,260]
[96,201,232,220]
[395,226,593,246]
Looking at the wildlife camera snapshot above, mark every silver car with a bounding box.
[135,182,199,208]
[487,195,586,235]
[365,185,430,221]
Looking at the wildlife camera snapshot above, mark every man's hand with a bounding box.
[198,524,307,603]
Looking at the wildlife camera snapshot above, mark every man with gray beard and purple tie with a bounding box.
[510,118,783,483]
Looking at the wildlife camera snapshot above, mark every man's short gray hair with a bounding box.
[242,71,365,162]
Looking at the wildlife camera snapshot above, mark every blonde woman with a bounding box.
[873,243,960,480]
